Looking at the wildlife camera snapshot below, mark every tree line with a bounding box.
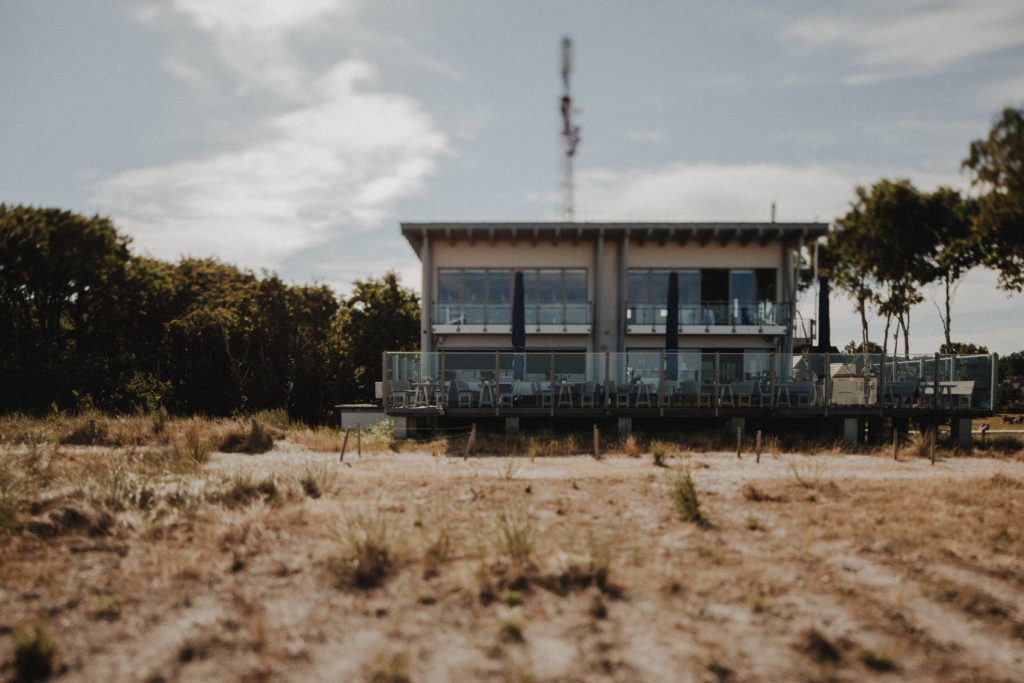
[0,205,419,422]
[818,107,1024,357]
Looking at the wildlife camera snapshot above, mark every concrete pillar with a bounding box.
[955,417,972,449]
[505,416,519,435]
[843,417,858,444]
[617,416,632,437]
[729,417,745,441]
[393,416,409,439]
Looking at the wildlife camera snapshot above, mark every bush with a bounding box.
[14,623,57,682]
[669,468,705,525]
[219,420,275,454]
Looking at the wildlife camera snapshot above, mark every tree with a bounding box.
[963,107,1024,291]
[336,272,420,402]
[843,340,883,354]
[830,180,938,357]
[926,188,980,350]
[0,205,133,411]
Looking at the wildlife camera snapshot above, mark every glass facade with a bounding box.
[434,268,589,326]
[626,268,782,326]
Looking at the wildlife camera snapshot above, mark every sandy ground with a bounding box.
[3,441,1024,682]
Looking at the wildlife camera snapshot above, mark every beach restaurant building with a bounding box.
[383,222,995,442]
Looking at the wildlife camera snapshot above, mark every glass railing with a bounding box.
[625,301,790,327]
[383,351,995,411]
[432,302,592,327]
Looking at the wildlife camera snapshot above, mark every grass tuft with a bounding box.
[331,514,394,589]
[669,467,705,525]
[219,420,275,454]
[14,623,57,682]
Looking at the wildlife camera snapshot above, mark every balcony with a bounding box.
[432,302,592,334]
[625,301,790,335]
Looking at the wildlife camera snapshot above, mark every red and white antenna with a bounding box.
[560,36,581,221]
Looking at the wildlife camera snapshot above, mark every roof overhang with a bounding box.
[400,222,830,259]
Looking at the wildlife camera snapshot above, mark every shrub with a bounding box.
[623,434,641,458]
[219,420,275,454]
[14,623,56,682]
[498,617,525,643]
[651,441,668,467]
[669,468,705,524]
[331,515,393,589]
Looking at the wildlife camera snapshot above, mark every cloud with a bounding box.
[785,0,1024,84]
[575,162,858,223]
[92,60,449,269]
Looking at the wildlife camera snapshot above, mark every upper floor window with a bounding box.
[435,268,589,326]
[627,268,780,325]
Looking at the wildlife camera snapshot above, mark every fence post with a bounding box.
[464,423,477,459]
[930,429,936,465]
[340,428,351,461]
[756,429,762,464]
[892,427,898,461]
[736,426,742,459]
[593,424,600,460]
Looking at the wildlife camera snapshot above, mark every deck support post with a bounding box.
[393,416,409,439]
[843,417,858,444]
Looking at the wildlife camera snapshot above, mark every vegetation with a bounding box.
[0,204,419,422]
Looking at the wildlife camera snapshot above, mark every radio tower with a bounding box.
[560,36,581,221]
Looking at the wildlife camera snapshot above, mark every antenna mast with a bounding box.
[560,36,581,221]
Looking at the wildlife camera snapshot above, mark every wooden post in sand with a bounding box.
[930,429,936,465]
[736,426,742,459]
[893,428,899,461]
[464,423,476,459]
[593,424,600,459]
[755,430,762,464]
[340,428,351,461]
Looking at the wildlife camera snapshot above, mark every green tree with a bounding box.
[336,272,420,402]
[843,340,883,354]
[963,108,1024,291]
[925,188,980,351]
[831,180,938,357]
[0,205,134,411]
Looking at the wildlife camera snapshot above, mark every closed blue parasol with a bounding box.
[512,271,526,379]
[665,271,679,380]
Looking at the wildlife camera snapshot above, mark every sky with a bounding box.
[2,0,1023,354]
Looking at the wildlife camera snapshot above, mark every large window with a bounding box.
[627,268,783,326]
[435,268,588,326]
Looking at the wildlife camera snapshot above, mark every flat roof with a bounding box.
[401,221,830,257]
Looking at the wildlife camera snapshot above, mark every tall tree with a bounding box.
[925,188,980,350]
[0,205,133,410]
[963,107,1024,291]
[336,272,420,402]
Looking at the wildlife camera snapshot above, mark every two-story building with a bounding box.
[404,221,825,372]
[385,221,993,444]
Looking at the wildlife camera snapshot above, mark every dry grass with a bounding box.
[3,416,1024,681]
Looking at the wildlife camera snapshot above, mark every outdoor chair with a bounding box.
[580,381,597,408]
[676,381,700,406]
[454,380,479,408]
[730,380,757,407]
[388,379,413,407]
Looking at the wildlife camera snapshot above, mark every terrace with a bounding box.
[384,351,996,440]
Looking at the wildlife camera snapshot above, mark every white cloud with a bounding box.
[143,0,358,101]
[575,162,856,223]
[92,60,449,268]
[785,0,1024,84]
